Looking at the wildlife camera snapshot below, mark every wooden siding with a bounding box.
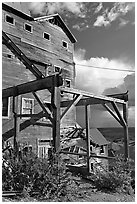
[2,8,76,154]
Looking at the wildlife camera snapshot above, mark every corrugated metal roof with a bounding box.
[90,129,110,145]
[62,128,109,150]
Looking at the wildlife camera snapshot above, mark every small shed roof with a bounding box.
[34,14,77,43]
[62,128,110,150]
[89,129,110,146]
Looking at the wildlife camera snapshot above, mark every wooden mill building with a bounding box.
[2,3,129,172]
[2,2,76,157]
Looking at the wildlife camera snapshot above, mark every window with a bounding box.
[65,79,71,88]
[5,15,15,25]
[43,32,50,40]
[62,41,68,48]
[24,23,33,33]
[100,145,104,154]
[22,98,34,115]
[54,66,61,73]
[2,97,10,118]
[38,139,52,158]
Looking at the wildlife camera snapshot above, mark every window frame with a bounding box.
[100,145,105,154]
[24,23,33,33]
[21,97,34,117]
[38,139,52,158]
[5,14,15,25]
[2,97,10,119]
[62,40,68,49]
[65,79,71,88]
[43,32,51,40]
[54,65,61,73]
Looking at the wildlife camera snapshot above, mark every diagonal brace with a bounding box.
[32,92,53,123]
[102,103,123,126]
[60,94,83,120]
[111,102,126,127]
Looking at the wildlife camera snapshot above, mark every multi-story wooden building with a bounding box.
[2,2,77,157]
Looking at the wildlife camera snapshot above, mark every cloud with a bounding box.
[103,73,135,106]
[94,2,135,27]
[118,18,129,28]
[29,2,87,17]
[94,3,103,14]
[74,49,133,95]
[93,15,110,27]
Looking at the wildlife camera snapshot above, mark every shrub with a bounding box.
[2,151,78,200]
[92,155,133,194]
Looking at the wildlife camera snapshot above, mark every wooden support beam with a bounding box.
[60,151,116,160]
[60,150,87,156]
[89,154,116,160]
[12,94,20,157]
[2,75,63,98]
[106,91,128,102]
[102,103,123,126]
[2,30,45,79]
[51,75,61,153]
[60,87,126,105]
[60,94,83,120]
[111,102,126,127]
[123,102,129,161]
[32,92,53,123]
[85,104,91,173]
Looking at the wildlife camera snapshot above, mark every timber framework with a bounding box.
[2,30,129,173]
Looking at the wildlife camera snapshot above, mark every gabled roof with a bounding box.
[34,14,77,43]
[90,129,110,146]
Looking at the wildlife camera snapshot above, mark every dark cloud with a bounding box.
[103,73,135,106]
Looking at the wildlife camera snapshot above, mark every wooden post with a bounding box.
[85,104,91,173]
[123,102,129,161]
[12,95,19,157]
[51,74,61,153]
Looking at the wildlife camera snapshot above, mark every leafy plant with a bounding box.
[92,155,133,194]
[2,151,78,200]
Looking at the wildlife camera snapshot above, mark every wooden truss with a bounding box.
[59,87,129,172]
[2,31,129,172]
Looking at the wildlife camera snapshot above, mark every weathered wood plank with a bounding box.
[102,103,123,126]
[111,102,126,127]
[32,92,53,123]
[60,87,126,105]
[85,104,91,172]
[123,102,129,161]
[2,75,63,98]
[60,94,83,120]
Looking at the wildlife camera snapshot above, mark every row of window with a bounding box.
[5,14,68,48]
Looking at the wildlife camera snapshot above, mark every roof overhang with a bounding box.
[2,3,34,21]
[34,14,77,43]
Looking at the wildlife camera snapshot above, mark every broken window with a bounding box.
[43,32,50,40]
[24,23,33,33]
[38,139,52,158]
[5,15,15,25]
[22,98,34,115]
[54,66,61,73]
[100,145,104,154]
[65,79,71,88]
[2,97,10,118]
[62,41,68,48]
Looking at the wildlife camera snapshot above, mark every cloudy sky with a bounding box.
[28,1,135,127]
